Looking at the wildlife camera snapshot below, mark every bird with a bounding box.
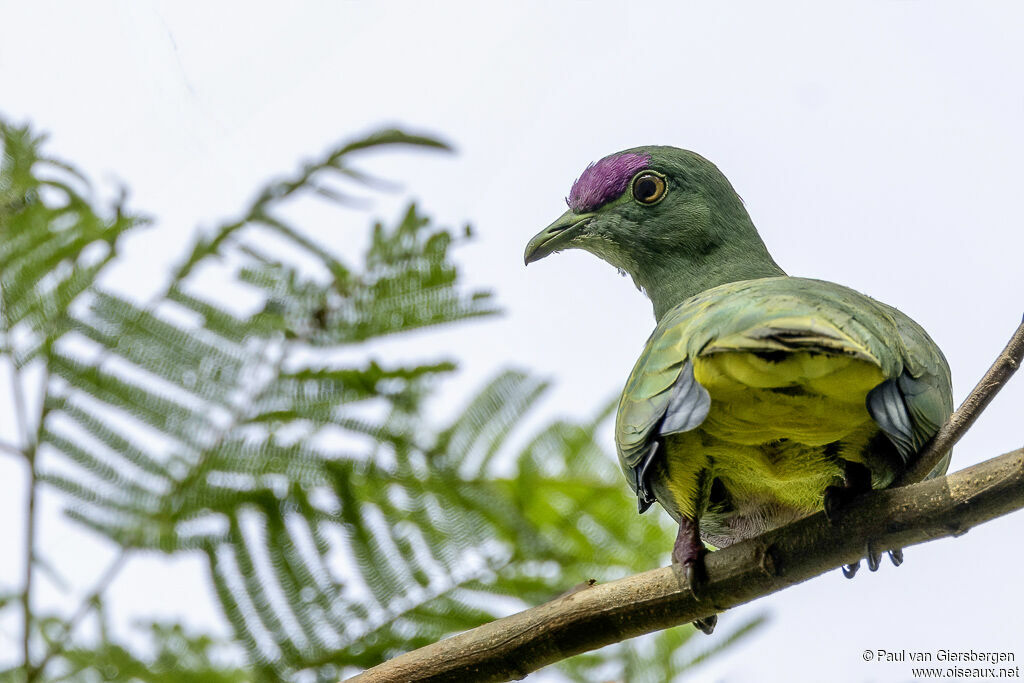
[524,147,952,634]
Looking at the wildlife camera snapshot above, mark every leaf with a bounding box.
[172,128,450,281]
[0,120,147,363]
[52,620,251,683]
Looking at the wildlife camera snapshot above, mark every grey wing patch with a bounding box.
[634,441,660,514]
[660,360,712,435]
[866,374,922,463]
[896,373,947,442]
[633,361,710,514]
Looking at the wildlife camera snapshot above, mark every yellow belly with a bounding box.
[663,350,885,519]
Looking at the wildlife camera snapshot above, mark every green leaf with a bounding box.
[0,120,147,362]
[52,620,251,683]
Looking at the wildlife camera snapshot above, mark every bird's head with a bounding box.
[524,146,782,318]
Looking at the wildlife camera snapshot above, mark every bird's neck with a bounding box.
[632,234,786,322]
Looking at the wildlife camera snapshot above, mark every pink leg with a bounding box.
[672,516,716,635]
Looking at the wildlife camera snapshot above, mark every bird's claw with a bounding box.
[683,560,708,602]
[683,561,716,634]
[843,544,905,578]
[693,614,718,635]
[866,540,882,572]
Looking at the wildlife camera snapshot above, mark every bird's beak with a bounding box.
[523,210,595,265]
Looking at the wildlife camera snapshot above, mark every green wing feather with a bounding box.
[615,276,952,487]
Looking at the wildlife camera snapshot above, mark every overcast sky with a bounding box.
[2,2,1023,681]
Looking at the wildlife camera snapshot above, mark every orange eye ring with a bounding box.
[631,173,667,204]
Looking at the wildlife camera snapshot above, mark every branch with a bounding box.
[0,438,25,458]
[348,319,1024,683]
[349,447,1024,682]
[899,317,1024,484]
[28,550,128,681]
[6,348,37,671]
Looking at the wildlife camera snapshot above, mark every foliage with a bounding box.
[0,119,762,682]
[36,617,249,683]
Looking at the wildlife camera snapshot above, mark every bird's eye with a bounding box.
[631,173,666,204]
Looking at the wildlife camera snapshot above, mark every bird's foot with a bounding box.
[823,461,872,523]
[672,518,708,594]
[823,486,852,523]
[841,543,905,578]
[672,518,717,634]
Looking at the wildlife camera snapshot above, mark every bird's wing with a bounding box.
[866,301,953,478]
[614,277,953,496]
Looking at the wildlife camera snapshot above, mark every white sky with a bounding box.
[2,2,1023,681]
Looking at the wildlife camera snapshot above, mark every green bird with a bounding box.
[524,147,952,633]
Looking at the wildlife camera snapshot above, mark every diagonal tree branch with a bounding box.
[899,317,1024,485]
[346,319,1024,683]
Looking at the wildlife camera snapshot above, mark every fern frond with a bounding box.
[0,121,146,363]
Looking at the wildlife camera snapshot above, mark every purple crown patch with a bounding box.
[567,152,650,212]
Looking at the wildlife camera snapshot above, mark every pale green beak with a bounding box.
[524,210,595,265]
